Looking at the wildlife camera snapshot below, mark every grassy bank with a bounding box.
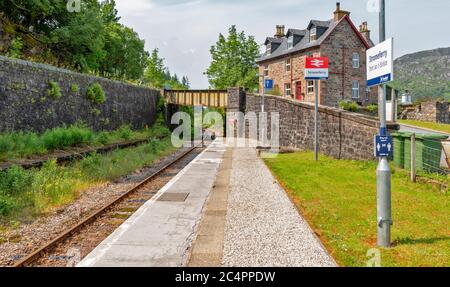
[264,152,449,267]
[399,120,450,134]
[0,124,170,162]
[0,135,176,221]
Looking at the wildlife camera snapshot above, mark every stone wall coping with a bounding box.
[0,55,154,93]
[250,93,399,130]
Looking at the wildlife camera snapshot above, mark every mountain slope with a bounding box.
[391,47,450,102]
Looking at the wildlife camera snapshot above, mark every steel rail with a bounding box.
[13,145,200,267]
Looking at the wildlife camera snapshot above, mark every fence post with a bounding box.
[411,133,416,182]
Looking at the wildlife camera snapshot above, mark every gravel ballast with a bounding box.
[222,147,336,267]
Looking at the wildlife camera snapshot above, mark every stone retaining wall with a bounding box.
[0,56,159,133]
[228,88,399,160]
[401,101,450,124]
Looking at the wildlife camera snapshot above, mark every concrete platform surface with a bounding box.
[78,140,226,267]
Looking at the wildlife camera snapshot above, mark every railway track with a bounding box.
[12,143,206,267]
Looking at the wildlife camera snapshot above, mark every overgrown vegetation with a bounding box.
[265,87,282,96]
[339,100,361,112]
[86,83,106,104]
[70,84,79,93]
[264,152,449,267]
[0,124,170,162]
[6,36,23,58]
[366,104,378,114]
[0,136,176,218]
[47,81,62,99]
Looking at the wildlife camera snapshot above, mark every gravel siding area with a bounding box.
[222,148,336,267]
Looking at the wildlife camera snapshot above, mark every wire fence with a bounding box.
[392,136,450,176]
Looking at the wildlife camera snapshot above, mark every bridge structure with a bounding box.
[163,89,229,108]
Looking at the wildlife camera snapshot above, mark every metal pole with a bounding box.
[411,133,416,182]
[261,76,266,146]
[376,0,392,248]
[314,80,319,161]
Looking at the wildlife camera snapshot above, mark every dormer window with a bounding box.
[310,27,317,41]
[287,35,294,49]
[266,43,271,55]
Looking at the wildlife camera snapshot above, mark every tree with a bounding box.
[0,0,149,81]
[143,49,166,88]
[143,49,189,90]
[205,25,259,91]
[182,76,190,89]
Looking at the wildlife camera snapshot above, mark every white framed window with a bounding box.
[352,52,360,68]
[287,35,294,49]
[264,65,269,76]
[266,43,271,55]
[285,58,291,72]
[307,80,315,94]
[310,27,317,41]
[352,80,360,99]
[365,87,370,101]
[285,83,291,97]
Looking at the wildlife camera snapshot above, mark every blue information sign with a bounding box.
[374,135,393,157]
[264,79,273,90]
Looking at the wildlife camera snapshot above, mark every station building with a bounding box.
[257,3,378,108]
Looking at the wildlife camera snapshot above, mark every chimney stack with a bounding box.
[275,25,285,38]
[359,21,371,43]
[334,2,350,21]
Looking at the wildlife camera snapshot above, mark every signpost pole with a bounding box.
[314,80,319,161]
[376,0,392,248]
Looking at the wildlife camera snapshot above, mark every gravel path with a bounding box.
[222,147,336,267]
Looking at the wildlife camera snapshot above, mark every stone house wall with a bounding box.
[401,101,450,124]
[258,17,378,108]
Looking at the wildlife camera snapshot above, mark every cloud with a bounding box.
[115,0,450,88]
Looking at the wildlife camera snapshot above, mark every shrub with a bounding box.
[86,83,106,104]
[117,125,132,140]
[7,37,23,58]
[366,104,378,114]
[151,125,171,138]
[96,131,110,145]
[0,165,32,197]
[339,100,360,112]
[266,87,282,96]
[31,160,78,212]
[41,125,94,150]
[70,84,80,93]
[47,81,62,99]
[0,196,15,216]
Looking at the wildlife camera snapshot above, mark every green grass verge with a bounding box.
[399,120,450,134]
[0,136,176,221]
[0,124,170,162]
[264,152,449,267]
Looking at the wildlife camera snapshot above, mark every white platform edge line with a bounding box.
[77,140,220,267]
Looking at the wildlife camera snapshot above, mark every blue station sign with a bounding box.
[374,135,393,158]
[264,79,273,90]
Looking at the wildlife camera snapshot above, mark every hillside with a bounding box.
[391,47,450,102]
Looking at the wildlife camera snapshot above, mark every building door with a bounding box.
[295,81,302,101]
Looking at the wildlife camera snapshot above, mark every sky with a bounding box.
[115,0,450,88]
